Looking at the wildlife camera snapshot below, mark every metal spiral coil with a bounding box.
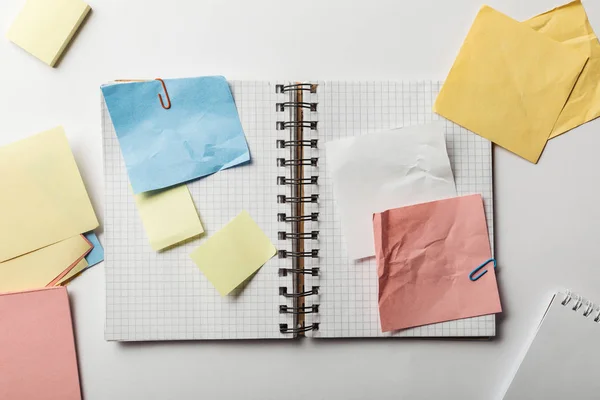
[278,249,319,259]
[278,231,319,240]
[276,83,318,93]
[278,268,320,277]
[277,176,318,185]
[279,286,319,298]
[280,305,319,314]
[277,212,319,222]
[277,194,319,204]
[277,82,320,335]
[276,102,318,112]
[276,139,318,148]
[561,290,600,323]
[277,157,318,167]
[279,323,319,334]
[277,121,318,130]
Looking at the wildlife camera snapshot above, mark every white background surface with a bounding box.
[1,0,599,398]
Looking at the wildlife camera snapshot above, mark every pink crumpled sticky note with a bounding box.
[373,194,502,332]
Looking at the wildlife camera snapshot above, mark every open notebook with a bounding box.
[102,81,494,341]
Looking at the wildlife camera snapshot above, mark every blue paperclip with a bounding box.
[469,258,497,281]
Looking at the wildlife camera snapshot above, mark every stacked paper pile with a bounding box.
[436,1,600,163]
[0,127,103,293]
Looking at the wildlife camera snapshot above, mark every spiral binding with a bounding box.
[276,102,318,112]
[277,82,320,335]
[276,139,318,148]
[276,83,318,93]
[278,231,319,240]
[278,267,320,276]
[279,323,319,334]
[277,158,319,167]
[277,121,318,130]
[277,194,319,204]
[278,249,319,259]
[277,176,318,185]
[279,286,319,298]
[561,290,600,322]
[277,212,319,222]
[280,305,319,314]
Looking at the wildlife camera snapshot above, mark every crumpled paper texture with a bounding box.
[374,194,502,332]
[527,0,600,139]
[102,76,250,194]
[325,122,457,260]
[434,6,588,163]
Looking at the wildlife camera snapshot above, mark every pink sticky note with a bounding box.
[373,194,502,332]
[0,287,82,400]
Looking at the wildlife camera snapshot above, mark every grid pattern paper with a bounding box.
[305,81,495,338]
[103,81,296,341]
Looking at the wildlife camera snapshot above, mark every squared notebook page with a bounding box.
[304,81,495,338]
[103,81,295,341]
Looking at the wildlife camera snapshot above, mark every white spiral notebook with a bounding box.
[502,291,600,399]
[102,80,495,341]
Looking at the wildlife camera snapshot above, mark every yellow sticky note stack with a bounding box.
[527,0,600,139]
[0,235,91,293]
[434,5,588,163]
[0,127,99,262]
[190,211,276,296]
[56,258,88,286]
[134,185,204,251]
[7,0,91,67]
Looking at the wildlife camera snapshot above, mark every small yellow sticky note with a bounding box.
[434,5,588,163]
[134,185,204,251]
[526,0,600,139]
[0,127,99,262]
[190,211,276,296]
[56,258,88,286]
[6,0,90,67]
[0,235,91,293]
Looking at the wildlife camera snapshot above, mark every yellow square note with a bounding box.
[190,211,276,296]
[434,5,588,163]
[0,127,99,262]
[526,0,600,139]
[7,0,90,67]
[0,234,91,293]
[134,185,204,251]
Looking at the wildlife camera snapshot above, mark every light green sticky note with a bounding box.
[190,211,276,296]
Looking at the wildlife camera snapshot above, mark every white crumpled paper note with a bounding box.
[325,121,457,260]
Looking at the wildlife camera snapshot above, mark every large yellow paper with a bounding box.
[0,235,91,293]
[434,5,588,163]
[0,127,98,262]
[6,0,90,67]
[526,0,600,139]
[190,211,276,296]
[134,185,204,251]
[56,258,88,286]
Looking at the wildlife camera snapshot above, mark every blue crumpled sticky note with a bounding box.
[101,76,250,194]
[83,231,104,270]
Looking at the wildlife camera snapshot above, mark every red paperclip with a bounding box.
[155,78,171,109]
